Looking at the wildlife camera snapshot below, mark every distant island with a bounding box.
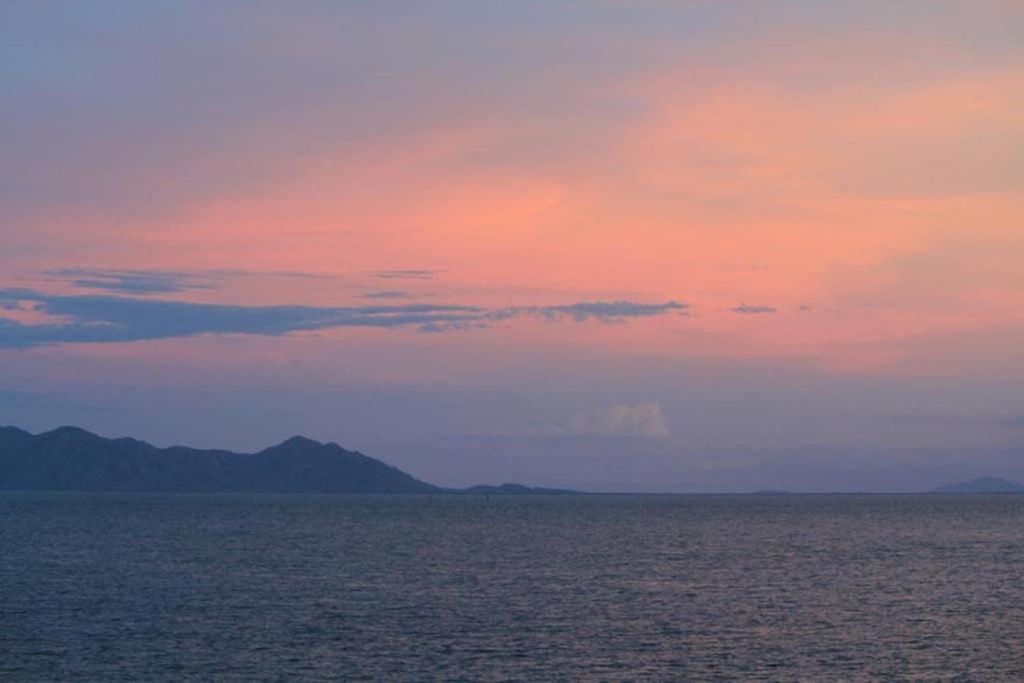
[930,477,1024,494]
[461,483,578,495]
[0,425,578,495]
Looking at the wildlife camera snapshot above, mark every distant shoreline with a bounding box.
[4,425,1023,496]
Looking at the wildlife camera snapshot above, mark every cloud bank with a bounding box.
[0,289,686,349]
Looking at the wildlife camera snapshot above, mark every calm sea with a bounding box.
[3,493,1024,680]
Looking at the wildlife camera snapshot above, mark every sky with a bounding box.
[2,1,1023,492]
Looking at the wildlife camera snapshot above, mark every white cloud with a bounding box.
[562,402,670,438]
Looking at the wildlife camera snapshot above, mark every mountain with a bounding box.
[930,477,1024,494]
[0,426,437,494]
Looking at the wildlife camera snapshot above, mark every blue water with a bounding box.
[3,493,1024,680]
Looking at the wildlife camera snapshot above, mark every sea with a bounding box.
[3,493,1024,680]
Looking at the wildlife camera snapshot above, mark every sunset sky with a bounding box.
[2,1,1023,491]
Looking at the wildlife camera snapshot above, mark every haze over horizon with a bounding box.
[2,1,1023,492]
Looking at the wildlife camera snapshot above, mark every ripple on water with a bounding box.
[3,493,1024,680]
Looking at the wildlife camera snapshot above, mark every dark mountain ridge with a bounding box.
[0,425,576,494]
[0,425,439,493]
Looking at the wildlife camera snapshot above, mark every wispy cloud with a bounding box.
[205,269,335,281]
[417,300,689,333]
[730,304,777,315]
[362,291,412,300]
[47,269,215,295]
[46,268,342,295]
[555,402,671,438]
[533,301,690,322]
[372,270,438,280]
[0,289,686,348]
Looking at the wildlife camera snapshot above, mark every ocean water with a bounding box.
[3,494,1024,680]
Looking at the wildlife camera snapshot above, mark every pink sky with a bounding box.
[1,1,1022,490]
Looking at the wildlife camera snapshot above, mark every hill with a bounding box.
[930,477,1024,494]
[460,483,580,495]
[0,426,437,494]
[0,425,575,494]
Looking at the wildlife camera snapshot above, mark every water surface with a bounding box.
[3,493,1024,680]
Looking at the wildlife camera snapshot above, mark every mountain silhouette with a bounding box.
[930,476,1024,494]
[0,425,576,494]
[0,425,439,493]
